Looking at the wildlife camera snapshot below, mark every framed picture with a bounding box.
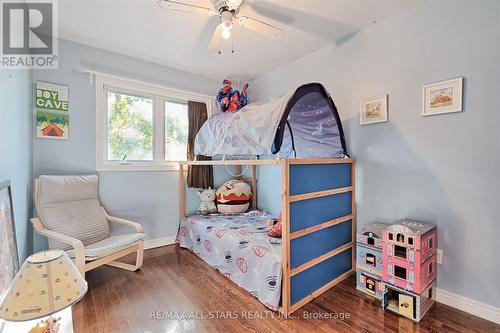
[36,81,69,112]
[360,94,388,125]
[36,111,69,140]
[422,77,463,116]
[0,180,19,297]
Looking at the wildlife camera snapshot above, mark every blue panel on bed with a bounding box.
[291,247,352,305]
[290,192,352,232]
[289,163,352,195]
[290,220,352,268]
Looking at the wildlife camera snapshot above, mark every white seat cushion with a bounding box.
[66,233,145,261]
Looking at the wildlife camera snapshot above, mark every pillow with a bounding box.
[216,179,252,214]
[268,213,282,238]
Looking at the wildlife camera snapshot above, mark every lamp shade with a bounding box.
[0,249,87,322]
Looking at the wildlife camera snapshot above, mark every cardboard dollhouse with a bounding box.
[356,219,437,322]
[356,222,388,299]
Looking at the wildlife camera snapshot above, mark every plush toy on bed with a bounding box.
[216,79,249,113]
[197,187,217,215]
[216,179,252,214]
[267,213,282,238]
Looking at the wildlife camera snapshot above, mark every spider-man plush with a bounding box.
[216,79,249,112]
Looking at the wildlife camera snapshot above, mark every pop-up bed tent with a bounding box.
[195,82,348,159]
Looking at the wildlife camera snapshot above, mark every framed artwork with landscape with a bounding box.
[422,77,463,116]
[360,94,388,125]
[0,180,19,298]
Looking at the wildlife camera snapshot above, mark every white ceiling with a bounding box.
[59,0,423,80]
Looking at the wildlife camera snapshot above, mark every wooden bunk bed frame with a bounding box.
[179,158,356,314]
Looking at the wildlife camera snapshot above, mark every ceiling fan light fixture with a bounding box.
[221,27,231,39]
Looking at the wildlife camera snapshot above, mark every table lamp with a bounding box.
[0,249,87,333]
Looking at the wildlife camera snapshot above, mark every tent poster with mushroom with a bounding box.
[36,111,69,140]
[36,82,69,112]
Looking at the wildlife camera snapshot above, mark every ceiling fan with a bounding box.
[157,0,282,51]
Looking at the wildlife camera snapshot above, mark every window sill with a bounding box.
[96,162,187,172]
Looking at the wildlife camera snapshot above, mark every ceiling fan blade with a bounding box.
[237,16,282,39]
[157,0,217,16]
[208,24,224,51]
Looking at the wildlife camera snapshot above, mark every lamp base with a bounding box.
[28,315,61,333]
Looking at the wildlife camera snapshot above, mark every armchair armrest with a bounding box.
[102,209,144,233]
[31,217,84,249]
[31,217,85,274]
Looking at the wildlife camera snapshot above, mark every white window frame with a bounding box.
[95,74,213,172]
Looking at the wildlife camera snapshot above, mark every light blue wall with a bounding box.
[0,70,33,262]
[256,166,281,215]
[251,0,500,307]
[32,39,220,250]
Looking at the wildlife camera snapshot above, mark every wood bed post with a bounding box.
[280,159,291,315]
[179,164,186,219]
[351,159,356,271]
[251,165,257,209]
[235,165,242,176]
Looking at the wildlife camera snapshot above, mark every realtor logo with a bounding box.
[1,0,58,69]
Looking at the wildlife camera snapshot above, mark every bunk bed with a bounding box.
[177,83,355,314]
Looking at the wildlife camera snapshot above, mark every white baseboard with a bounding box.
[436,288,500,324]
[144,236,177,250]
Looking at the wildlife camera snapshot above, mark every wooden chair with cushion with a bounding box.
[31,175,145,278]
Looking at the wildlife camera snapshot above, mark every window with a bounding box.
[428,262,433,275]
[408,237,413,245]
[428,236,434,250]
[397,233,405,243]
[388,233,393,241]
[394,245,407,259]
[107,91,153,161]
[164,101,188,161]
[366,253,376,267]
[394,265,407,279]
[95,74,213,171]
[367,237,375,246]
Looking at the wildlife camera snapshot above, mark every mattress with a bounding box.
[176,211,282,310]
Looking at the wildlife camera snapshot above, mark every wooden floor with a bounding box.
[73,245,499,333]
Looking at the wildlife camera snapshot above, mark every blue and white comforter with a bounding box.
[176,211,282,310]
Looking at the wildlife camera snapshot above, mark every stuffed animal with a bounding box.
[197,187,217,215]
[216,179,252,214]
[267,213,282,238]
[216,79,249,113]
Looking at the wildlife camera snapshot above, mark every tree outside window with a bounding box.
[107,92,153,161]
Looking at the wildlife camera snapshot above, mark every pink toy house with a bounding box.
[383,220,437,295]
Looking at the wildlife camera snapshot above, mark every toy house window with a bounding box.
[366,253,376,267]
[397,233,405,243]
[428,236,433,250]
[428,262,433,275]
[394,245,407,259]
[408,237,413,245]
[429,287,433,299]
[394,265,406,279]
[388,233,393,240]
[365,277,376,294]
[367,237,375,246]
